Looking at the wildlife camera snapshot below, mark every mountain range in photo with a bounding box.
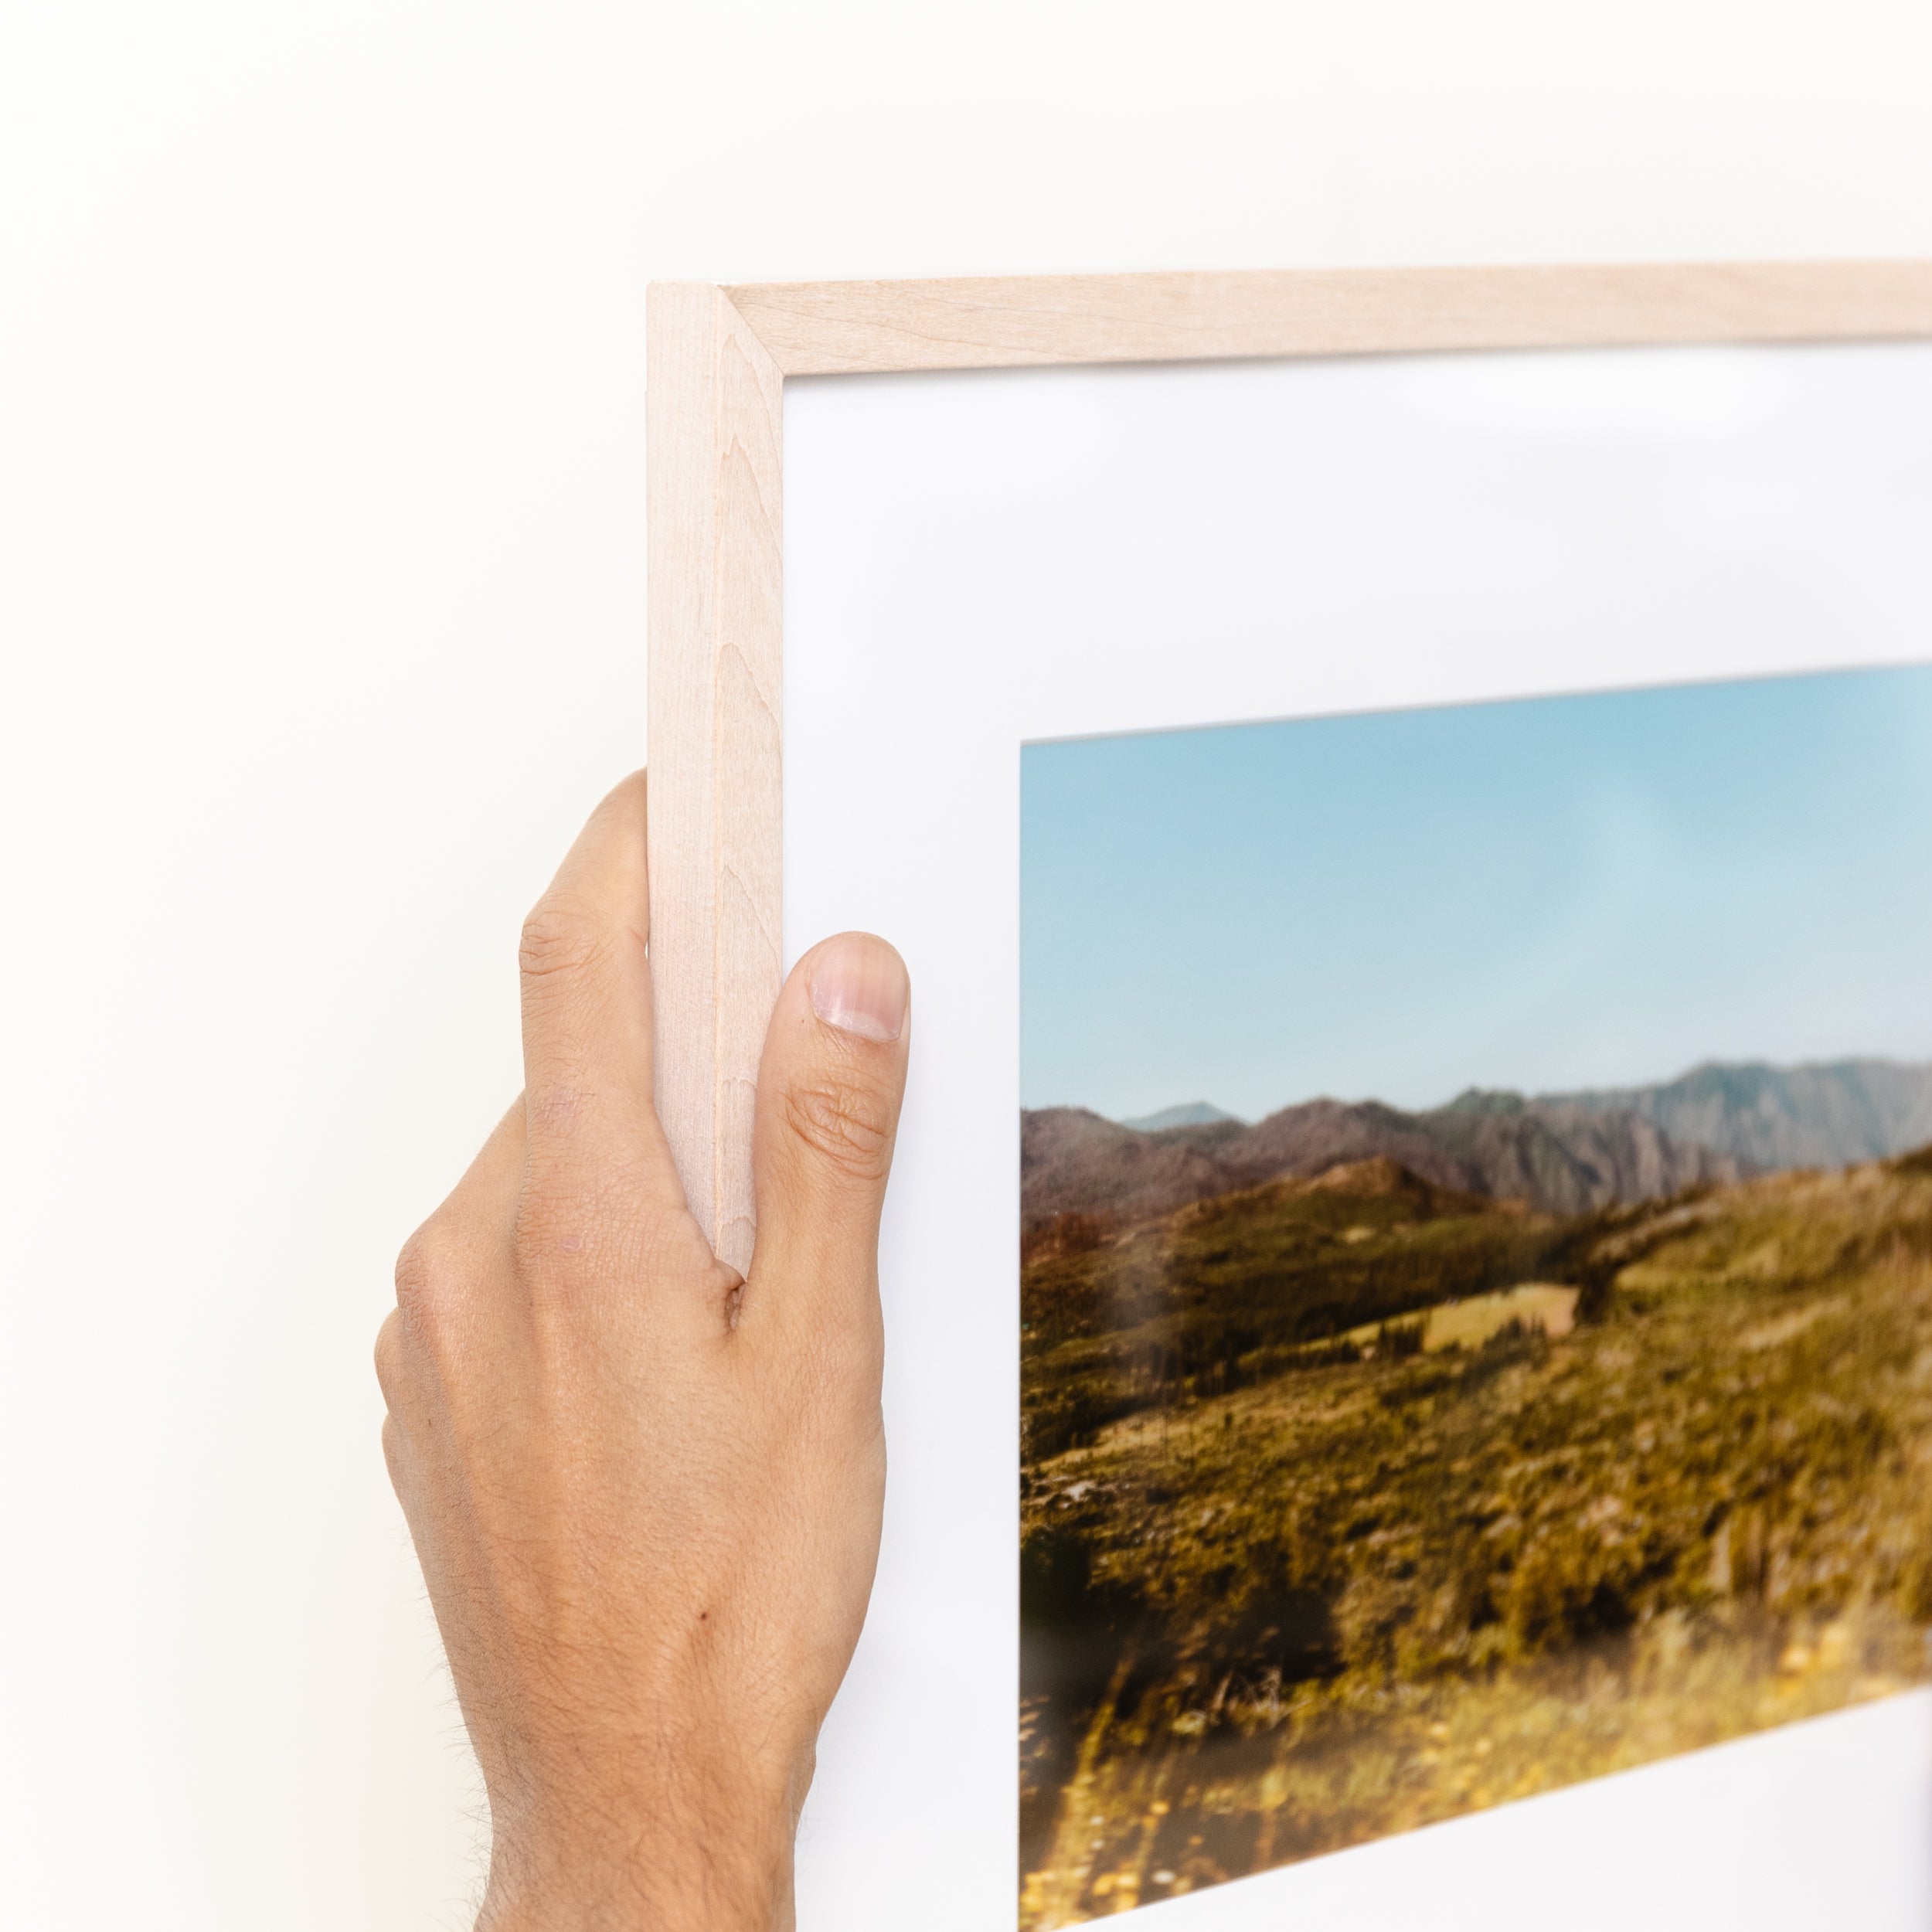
[1026,1056,1932,1233]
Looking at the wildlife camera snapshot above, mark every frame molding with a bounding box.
[646,260,1932,1268]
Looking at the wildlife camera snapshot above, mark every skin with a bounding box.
[375,771,910,1930]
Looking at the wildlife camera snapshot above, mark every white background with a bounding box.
[8,4,1932,1926]
[782,345,1932,1930]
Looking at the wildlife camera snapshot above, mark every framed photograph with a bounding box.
[646,265,1932,1931]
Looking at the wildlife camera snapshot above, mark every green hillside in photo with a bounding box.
[1018,1139,1932,1927]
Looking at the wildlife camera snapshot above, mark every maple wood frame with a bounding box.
[645,262,1932,1272]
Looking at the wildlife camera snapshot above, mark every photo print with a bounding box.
[1018,662,1932,1925]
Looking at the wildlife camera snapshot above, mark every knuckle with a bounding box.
[509,1182,596,1279]
[509,1171,658,1285]
[372,1311,405,1403]
[518,896,607,983]
[393,1217,469,1333]
[379,1414,410,1493]
[509,1184,566,1257]
[782,1069,896,1183]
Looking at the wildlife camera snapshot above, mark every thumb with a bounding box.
[748,931,911,1318]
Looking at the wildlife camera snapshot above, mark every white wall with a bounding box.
[5,5,1932,1926]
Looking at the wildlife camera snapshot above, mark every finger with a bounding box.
[518,771,681,1202]
[747,932,910,1328]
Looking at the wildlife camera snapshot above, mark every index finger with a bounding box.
[517,771,685,1212]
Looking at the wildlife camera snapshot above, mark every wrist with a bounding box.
[474,1755,804,1932]
[477,1845,795,1932]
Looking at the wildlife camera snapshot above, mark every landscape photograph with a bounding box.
[1017,665,1932,1926]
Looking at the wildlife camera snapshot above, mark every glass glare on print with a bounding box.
[1018,663,1932,1925]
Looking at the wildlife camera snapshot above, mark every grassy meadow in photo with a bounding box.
[1017,667,1932,1925]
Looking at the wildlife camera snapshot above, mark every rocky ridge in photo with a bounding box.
[1022,1057,1932,1232]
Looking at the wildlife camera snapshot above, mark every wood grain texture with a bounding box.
[651,260,1932,1272]
[646,283,784,1274]
[726,261,1932,376]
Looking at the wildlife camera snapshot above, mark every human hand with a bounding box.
[376,772,910,1930]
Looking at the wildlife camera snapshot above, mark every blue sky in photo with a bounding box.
[1019,664,1932,1121]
